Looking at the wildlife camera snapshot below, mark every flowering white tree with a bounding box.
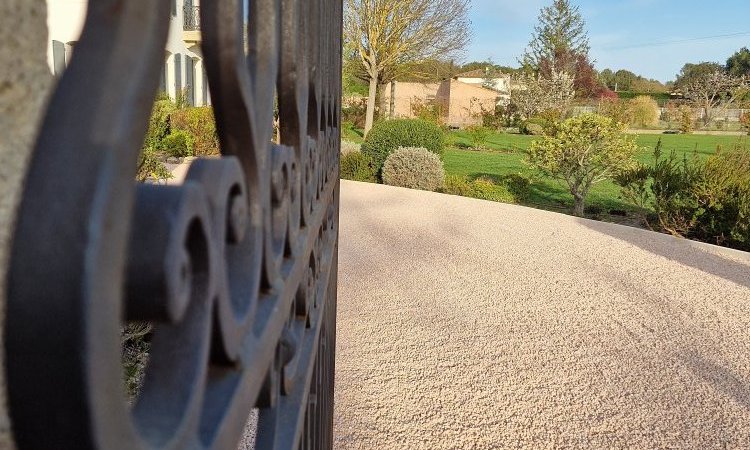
[510,69,575,119]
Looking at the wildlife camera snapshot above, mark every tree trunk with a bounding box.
[389,80,396,119]
[364,74,378,136]
[573,193,585,217]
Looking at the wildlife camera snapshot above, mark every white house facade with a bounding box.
[47,0,210,106]
[453,69,512,104]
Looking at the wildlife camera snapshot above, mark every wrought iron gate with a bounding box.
[5,0,341,448]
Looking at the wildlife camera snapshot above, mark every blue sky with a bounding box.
[467,0,750,82]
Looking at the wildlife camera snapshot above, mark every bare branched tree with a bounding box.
[684,71,749,125]
[345,0,471,134]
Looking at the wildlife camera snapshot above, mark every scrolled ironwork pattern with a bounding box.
[5,0,341,448]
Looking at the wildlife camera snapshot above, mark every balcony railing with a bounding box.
[184,5,200,31]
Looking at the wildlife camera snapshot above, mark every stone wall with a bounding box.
[0,0,54,447]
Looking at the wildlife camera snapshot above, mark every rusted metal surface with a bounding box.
[5,0,341,448]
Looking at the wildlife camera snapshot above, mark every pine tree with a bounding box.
[522,0,590,73]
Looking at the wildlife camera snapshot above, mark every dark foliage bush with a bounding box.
[161,130,194,157]
[340,152,377,182]
[361,119,444,172]
[144,100,176,148]
[617,141,750,251]
[170,107,220,156]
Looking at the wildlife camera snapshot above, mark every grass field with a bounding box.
[341,126,749,219]
[444,131,749,219]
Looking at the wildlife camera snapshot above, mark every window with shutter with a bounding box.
[186,57,195,106]
[174,54,182,99]
[202,64,209,105]
[52,40,66,76]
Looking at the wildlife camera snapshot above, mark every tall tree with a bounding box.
[674,62,724,91]
[727,47,750,78]
[344,0,471,135]
[522,0,590,73]
[539,48,602,98]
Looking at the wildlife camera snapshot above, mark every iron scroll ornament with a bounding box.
[5,0,341,448]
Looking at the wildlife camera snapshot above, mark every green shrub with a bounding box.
[617,141,750,251]
[170,107,219,156]
[465,125,490,149]
[470,177,515,203]
[482,104,521,129]
[341,140,361,156]
[136,146,172,182]
[598,98,633,126]
[361,119,444,172]
[340,152,376,182]
[381,147,445,191]
[629,95,660,128]
[523,122,546,136]
[678,106,694,134]
[503,173,532,202]
[442,174,531,204]
[521,113,559,136]
[443,175,475,196]
[144,99,177,149]
[162,130,194,157]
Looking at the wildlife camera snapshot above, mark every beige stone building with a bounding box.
[381,71,510,128]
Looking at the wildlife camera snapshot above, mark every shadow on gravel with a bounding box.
[679,350,750,410]
[578,219,750,290]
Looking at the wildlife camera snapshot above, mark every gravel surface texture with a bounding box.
[334,180,750,449]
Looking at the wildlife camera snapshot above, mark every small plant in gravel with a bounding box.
[382,147,445,191]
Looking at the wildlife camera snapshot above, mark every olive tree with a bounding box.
[527,113,638,216]
[344,0,471,135]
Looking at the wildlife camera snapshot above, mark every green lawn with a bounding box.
[444,131,749,218]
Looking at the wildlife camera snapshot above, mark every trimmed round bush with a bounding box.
[340,152,376,182]
[381,147,445,191]
[361,119,444,172]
